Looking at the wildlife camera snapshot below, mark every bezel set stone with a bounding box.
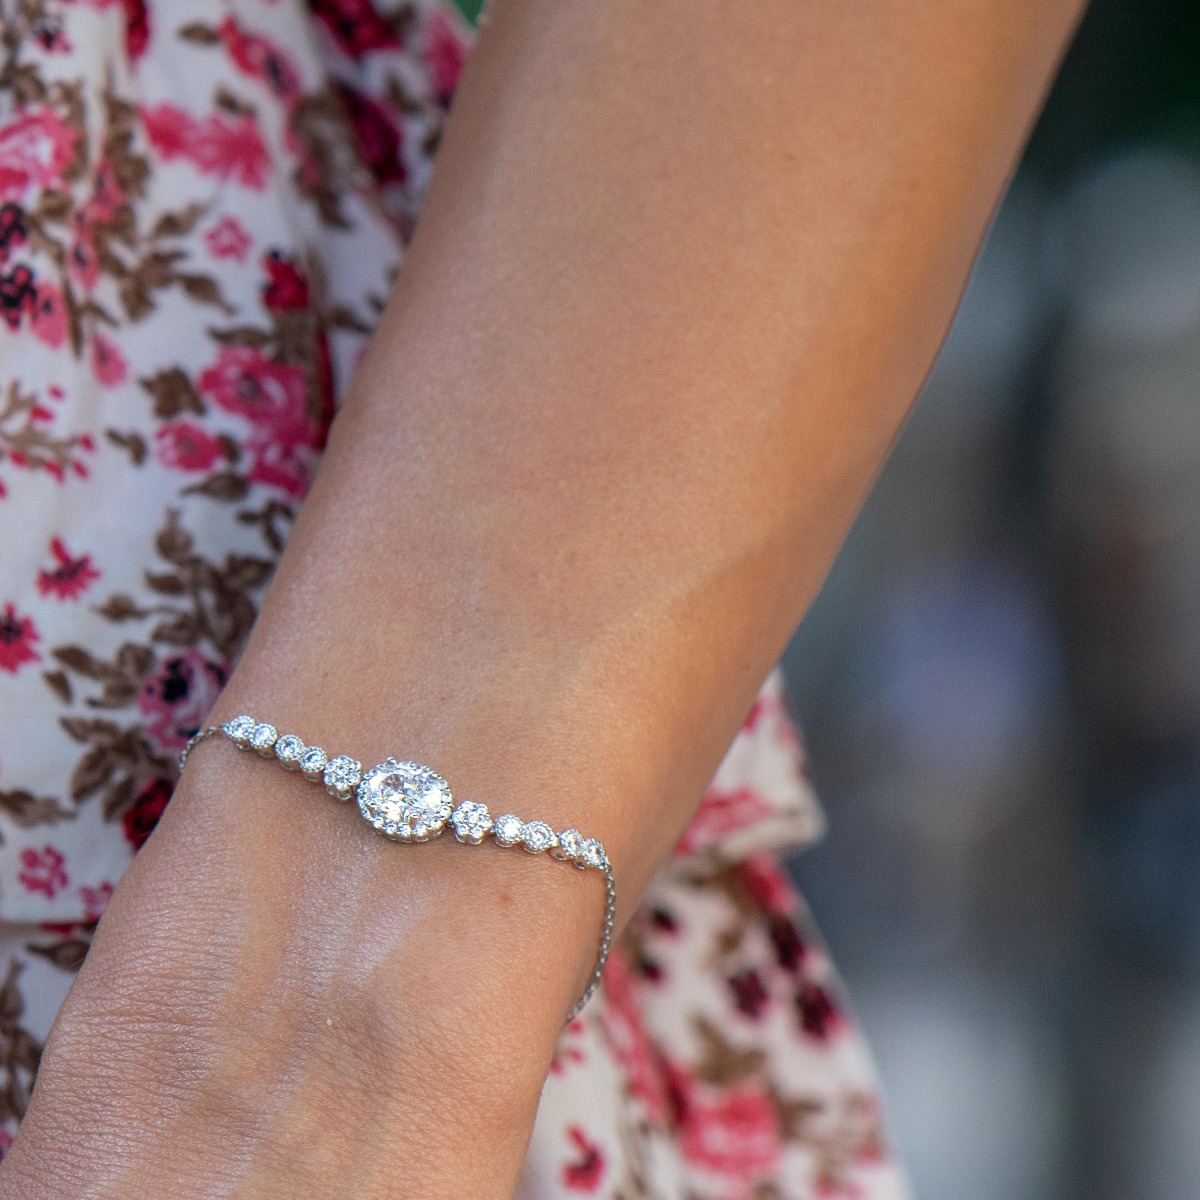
[450,800,492,844]
[189,715,615,1022]
[554,829,584,861]
[273,733,305,769]
[492,813,524,847]
[249,722,277,756]
[323,755,362,801]
[299,745,328,780]
[521,821,557,854]
[580,839,607,870]
[217,716,607,869]
[223,715,255,746]
[358,758,453,842]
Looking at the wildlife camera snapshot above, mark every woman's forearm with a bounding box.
[234,0,1085,884]
[1,0,1085,1196]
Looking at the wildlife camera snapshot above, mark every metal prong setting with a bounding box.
[176,714,616,1022]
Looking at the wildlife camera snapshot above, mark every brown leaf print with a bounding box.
[26,936,91,974]
[104,428,148,465]
[690,1015,767,1087]
[0,789,75,828]
[139,367,205,420]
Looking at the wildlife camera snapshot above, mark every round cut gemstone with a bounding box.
[323,755,362,800]
[249,723,277,755]
[357,759,452,842]
[274,733,305,768]
[521,821,557,854]
[580,839,607,870]
[491,813,524,847]
[299,746,328,781]
[224,715,255,746]
[554,829,584,861]
[450,801,492,844]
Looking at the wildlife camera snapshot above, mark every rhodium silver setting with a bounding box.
[450,801,492,844]
[358,758,453,843]
[185,715,616,1022]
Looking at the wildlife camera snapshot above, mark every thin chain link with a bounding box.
[178,725,223,774]
[567,859,616,1022]
[179,722,616,1022]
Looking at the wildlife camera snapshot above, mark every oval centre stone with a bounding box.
[358,759,452,841]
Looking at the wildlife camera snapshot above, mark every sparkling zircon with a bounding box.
[323,755,361,800]
[274,733,305,768]
[521,821,557,854]
[224,715,255,746]
[249,723,277,755]
[450,801,492,844]
[581,839,606,870]
[555,829,584,861]
[299,745,328,781]
[491,814,524,847]
[357,759,452,842]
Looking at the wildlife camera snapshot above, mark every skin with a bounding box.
[0,0,1086,1195]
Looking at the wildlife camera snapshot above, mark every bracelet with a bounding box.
[178,715,616,1022]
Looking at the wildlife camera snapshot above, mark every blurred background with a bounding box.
[781,2,1200,1197]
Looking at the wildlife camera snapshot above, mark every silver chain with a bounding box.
[180,721,616,1023]
[568,858,616,1021]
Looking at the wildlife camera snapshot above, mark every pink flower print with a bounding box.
[155,420,225,472]
[549,1020,586,1076]
[336,82,405,187]
[0,202,26,262]
[424,9,467,104]
[36,537,100,600]
[123,0,150,59]
[599,952,669,1124]
[729,968,771,1020]
[246,424,318,498]
[674,786,773,857]
[308,0,400,59]
[767,912,808,974]
[32,12,71,53]
[261,250,309,311]
[29,281,67,348]
[204,215,252,261]
[141,104,269,190]
[137,650,226,752]
[198,344,307,425]
[87,157,125,223]
[0,602,39,673]
[796,981,844,1042]
[192,114,270,189]
[736,853,796,915]
[197,345,318,496]
[0,107,79,202]
[78,881,114,920]
[679,1081,782,1183]
[561,1126,606,1193]
[18,845,68,898]
[123,778,171,850]
[140,102,195,160]
[0,264,37,329]
[67,209,99,289]
[90,331,127,386]
[218,16,303,106]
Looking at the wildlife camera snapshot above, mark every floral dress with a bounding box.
[0,0,912,1195]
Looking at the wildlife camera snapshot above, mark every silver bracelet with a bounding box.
[178,716,614,1022]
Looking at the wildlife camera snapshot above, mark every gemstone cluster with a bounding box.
[193,714,615,1021]
[358,758,454,842]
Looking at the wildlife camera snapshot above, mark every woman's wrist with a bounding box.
[4,739,599,1198]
